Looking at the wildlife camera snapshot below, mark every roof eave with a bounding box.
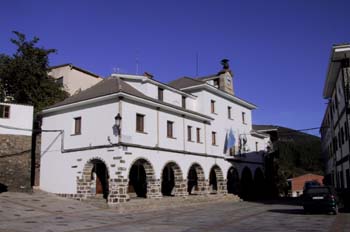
[48,63,101,78]
[181,84,257,110]
[323,45,350,98]
[41,91,212,122]
[41,92,122,115]
[113,74,197,99]
[251,130,270,138]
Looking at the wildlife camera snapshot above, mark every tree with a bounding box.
[0,31,68,112]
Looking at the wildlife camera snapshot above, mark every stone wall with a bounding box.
[0,134,32,192]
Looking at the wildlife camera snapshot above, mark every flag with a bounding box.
[224,128,236,153]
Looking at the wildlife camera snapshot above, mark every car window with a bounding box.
[305,187,330,194]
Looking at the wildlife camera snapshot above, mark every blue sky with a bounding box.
[1,0,350,135]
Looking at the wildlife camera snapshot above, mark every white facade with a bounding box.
[48,64,103,96]
[40,67,270,204]
[0,102,33,136]
[321,44,350,190]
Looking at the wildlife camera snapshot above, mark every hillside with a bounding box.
[253,125,323,196]
[254,125,323,176]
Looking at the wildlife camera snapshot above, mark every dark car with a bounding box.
[302,186,338,214]
[303,180,321,190]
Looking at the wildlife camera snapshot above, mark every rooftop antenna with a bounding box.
[136,50,139,75]
[196,52,199,77]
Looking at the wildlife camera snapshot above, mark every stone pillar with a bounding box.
[147,179,162,199]
[108,178,130,204]
[196,179,209,195]
[76,163,94,200]
[174,180,188,197]
[217,179,228,195]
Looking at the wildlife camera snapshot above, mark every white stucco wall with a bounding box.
[40,142,263,194]
[42,99,120,150]
[40,75,268,194]
[48,66,102,95]
[0,103,33,136]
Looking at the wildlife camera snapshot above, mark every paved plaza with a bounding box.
[0,191,349,232]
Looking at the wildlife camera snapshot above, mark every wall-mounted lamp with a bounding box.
[115,113,122,129]
[114,113,122,139]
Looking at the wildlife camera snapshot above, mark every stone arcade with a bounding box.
[40,61,270,205]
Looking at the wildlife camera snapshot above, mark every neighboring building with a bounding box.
[253,125,322,197]
[321,44,350,199]
[0,103,34,192]
[287,173,324,197]
[48,64,103,96]
[40,60,270,204]
[0,103,33,136]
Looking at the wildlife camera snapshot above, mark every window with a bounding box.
[213,79,220,88]
[182,96,186,108]
[167,121,174,138]
[55,76,64,86]
[158,88,164,101]
[196,128,201,143]
[229,147,235,156]
[136,114,144,132]
[211,100,215,113]
[340,171,344,189]
[228,106,232,119]
[74,117,81,135]
[345,122,349,140]
[255,142,259,152]
[335,94,338,110]
[212,131,216,145]
[0,105,10,118]
[341,127,345,145]
[187,126,192,141]
[242,112,246,124]
[334,136,338,152]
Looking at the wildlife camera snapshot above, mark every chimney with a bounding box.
[143,72,154,79]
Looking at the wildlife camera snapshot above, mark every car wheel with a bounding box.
[333,206,338,215]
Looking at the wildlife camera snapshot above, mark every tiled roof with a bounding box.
[252,125,279,131]
[47,77,146,109]
[168,77,204,89]
[196,74,219,81]
[45,77,212,120]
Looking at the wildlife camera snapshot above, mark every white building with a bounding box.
[40,60,270,204]
[321,44,350,191]
[48,64,103,96]
[0,102,33,136]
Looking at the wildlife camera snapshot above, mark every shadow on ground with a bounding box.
[268,209,305,215]
[245,197,302,206]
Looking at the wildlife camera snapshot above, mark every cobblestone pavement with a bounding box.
[0,191,349,232]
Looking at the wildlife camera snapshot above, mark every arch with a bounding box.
[0,183,8,193]
[78,158,110,199]
[227,166,240,195]
[253,168,265,200]
[161,161,185,196]
[240,167,253,200]
[187,163,206,195]
[209,165,224,194]
[128,158,157,198]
